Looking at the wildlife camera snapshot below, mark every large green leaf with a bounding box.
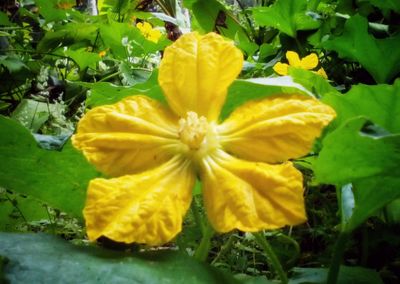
[252,0,320,37]
[314,117,400,231]
[323,81,400,132]
[289,266,383,284]
[0,190,47,231]
[37,23,98,52]
[323,15,400,83]
[0,116,100,219]
[0,232,238,284]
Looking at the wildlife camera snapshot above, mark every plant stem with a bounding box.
[253,232,288,284]
[327,231,350,284]
[191,198,214,262]
[211,233,236,265]
[98,71,122,82]
[194,223,213,262]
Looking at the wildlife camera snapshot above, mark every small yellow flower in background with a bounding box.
[72,33,336,246]
[136,22,162,43]
[98,50,107,58]
[273,51,328,79]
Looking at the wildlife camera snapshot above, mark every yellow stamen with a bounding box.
[178,112,208,150]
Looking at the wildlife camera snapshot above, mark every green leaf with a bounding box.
[252,0,320,37]
[119,61,152,85]
[99,19,169,59]
[314,117,400,231]
[37,23,98,52]
[0,232,239,284]
[222,76,312,119]
[0,116,100,218]
[0,55,28,73]
[189,0,247,40]
[75,70,164,107]
[35,0,70,22]
[385,199,400,223]
[10,99,61,133]
[0,11,11,25]
[63,49,102,72]
[97,0,132,15]
[289,266,383,284]
[0,190,47,231]
[289,68,340,98]
[363,0,400,13]
[323,15,400,83]
[323,81,400,133]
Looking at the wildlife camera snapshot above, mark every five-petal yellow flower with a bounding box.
[136,22,162,43]
[274,51,328,79]
[72,33,336,246]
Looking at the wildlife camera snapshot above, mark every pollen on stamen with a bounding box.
[178,112,208,150]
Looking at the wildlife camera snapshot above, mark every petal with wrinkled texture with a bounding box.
[300,53,318,70]
[273,62,289,76]
[72,96,180,176]
[218,94,336,163]
[159,32,243,121]
[286,51,301,67]
[84,157,195,245]
[200,151,306,232]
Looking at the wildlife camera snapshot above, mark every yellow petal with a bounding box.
[148,29,162,43]
[159,32,243,121]
[286,51,301,67]
[200,151,306,232]
[315,67,328,79]
[218,94,336,163]
[273,62,289,76]
[84,157,195,245]
[142,22,152,32]
[300,53,319,70]
[136,22,144,31]
[72,96,180,176]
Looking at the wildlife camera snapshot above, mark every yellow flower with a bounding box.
[72,33,336,246]
[98,50,107,58]
[136,22,162,43]
[273,51,328,79]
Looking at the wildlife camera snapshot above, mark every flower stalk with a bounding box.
[253,232,288,284]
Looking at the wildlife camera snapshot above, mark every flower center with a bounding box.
[178,112,208,150]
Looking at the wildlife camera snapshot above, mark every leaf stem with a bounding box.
[253,232,288,284]
[327,231,350,284]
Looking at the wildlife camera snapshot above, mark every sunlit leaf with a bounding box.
[323,15,400,83]
[222,76,313,119]
[188,0,248,41]
[314,117,400,232]
[323,80,400,132]
[0,232,239,284]
[63,49,101,72]
[75,70,164,107]
[252,0,320,37]
[37,23,98,52]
